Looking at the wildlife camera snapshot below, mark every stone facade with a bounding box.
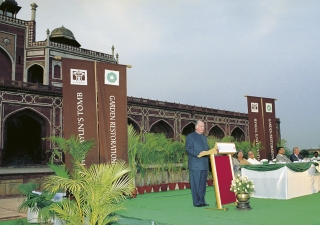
[0,1,281,196]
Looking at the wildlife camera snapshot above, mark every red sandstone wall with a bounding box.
[0,22,26,81]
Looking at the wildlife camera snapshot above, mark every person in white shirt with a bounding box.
[311,152,320,161]
[247,151,260,164]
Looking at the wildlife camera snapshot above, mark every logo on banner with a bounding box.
[251,103,258,113]
[105,70,119,86]
[266,103,272,113]
[70,69,87,85]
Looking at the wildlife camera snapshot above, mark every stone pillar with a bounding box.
[30,3,38,21]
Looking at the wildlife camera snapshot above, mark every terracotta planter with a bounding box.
[177,182,185,190]
[137,186,145,194]
[185,182,191,189]
[153,184,161,192]
[145,185,153,193]
[168,182,177,190]
[207,179,213,186]
[160,183,168,192]
[131,188,138,198]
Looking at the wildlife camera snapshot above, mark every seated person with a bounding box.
[275,147,291,163]
[247,151,260,164]
[232,155,241,176]
[311,152,320,161]
[289,147,304,162]
[237,151,251,165]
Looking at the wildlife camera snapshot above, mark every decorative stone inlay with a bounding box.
[23,94,35,103]
[2,36,10,46]
[0,31,15,59]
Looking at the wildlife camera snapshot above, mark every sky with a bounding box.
[16,0,320,151]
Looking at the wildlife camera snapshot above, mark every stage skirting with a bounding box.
[241,162,320,199]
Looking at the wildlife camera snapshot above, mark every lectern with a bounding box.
[198,142,237,210]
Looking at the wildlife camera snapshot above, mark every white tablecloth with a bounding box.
[241,165,319,199]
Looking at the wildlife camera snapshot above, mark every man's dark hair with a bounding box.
[277,147,284,153]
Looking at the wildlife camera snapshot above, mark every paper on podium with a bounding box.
[198,147,218,157]
[198,142,236,158]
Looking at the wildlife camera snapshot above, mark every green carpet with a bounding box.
[115,187,320,225]
[2,188,320,225]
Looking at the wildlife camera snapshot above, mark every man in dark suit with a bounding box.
[186,120,209,207]
[290,147,303,162]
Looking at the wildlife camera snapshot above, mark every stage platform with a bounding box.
[1,187,320,225]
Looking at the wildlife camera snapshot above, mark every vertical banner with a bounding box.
[62,58,99,168]
[96,62,128,164]
[246,96,277,160]
[261,98,277,159]
[62,58,128,167]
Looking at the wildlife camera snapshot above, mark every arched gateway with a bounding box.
[2,109,50,166]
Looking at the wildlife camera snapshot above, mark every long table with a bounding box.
[241,162,320,199]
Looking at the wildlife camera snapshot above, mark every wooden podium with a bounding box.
[198,142,237,210]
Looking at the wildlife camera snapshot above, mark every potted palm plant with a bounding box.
[182,153,190,189]
[127,125,140,186]
[174,142,186,190]
[19,136,135,225]
[18,182,56,224]
[207,171,213,186]
[127,125,140,197]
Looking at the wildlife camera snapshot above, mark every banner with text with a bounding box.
[246,96,277,160]
[261,98,277,159]
[62,59,99,168]
[96,62,127,164]
[62,58,128,167]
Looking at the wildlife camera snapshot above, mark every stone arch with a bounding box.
[149,119,174,139]
[231,126,245,142]
[27,64,44,84]
[208,125,225,139]
[182,122,195,137]
[2,108,50,166]
[128,117,141,134]
[0,46,15,80]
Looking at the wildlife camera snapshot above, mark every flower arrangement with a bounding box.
[230,174,255,195]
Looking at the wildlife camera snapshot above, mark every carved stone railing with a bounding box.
[0,14,27,25]
[29,41,46,47]
[127,96,247,117]
[0,78,62,94]
[49,41,115,61]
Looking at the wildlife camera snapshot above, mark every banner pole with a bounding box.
[94,61,100,163]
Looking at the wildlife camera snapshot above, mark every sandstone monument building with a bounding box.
[0,0,280,196]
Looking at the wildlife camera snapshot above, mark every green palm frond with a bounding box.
[20,136,134,225]
[44,157,134,225]
[45,135,95,164]
[47,163,69,179]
